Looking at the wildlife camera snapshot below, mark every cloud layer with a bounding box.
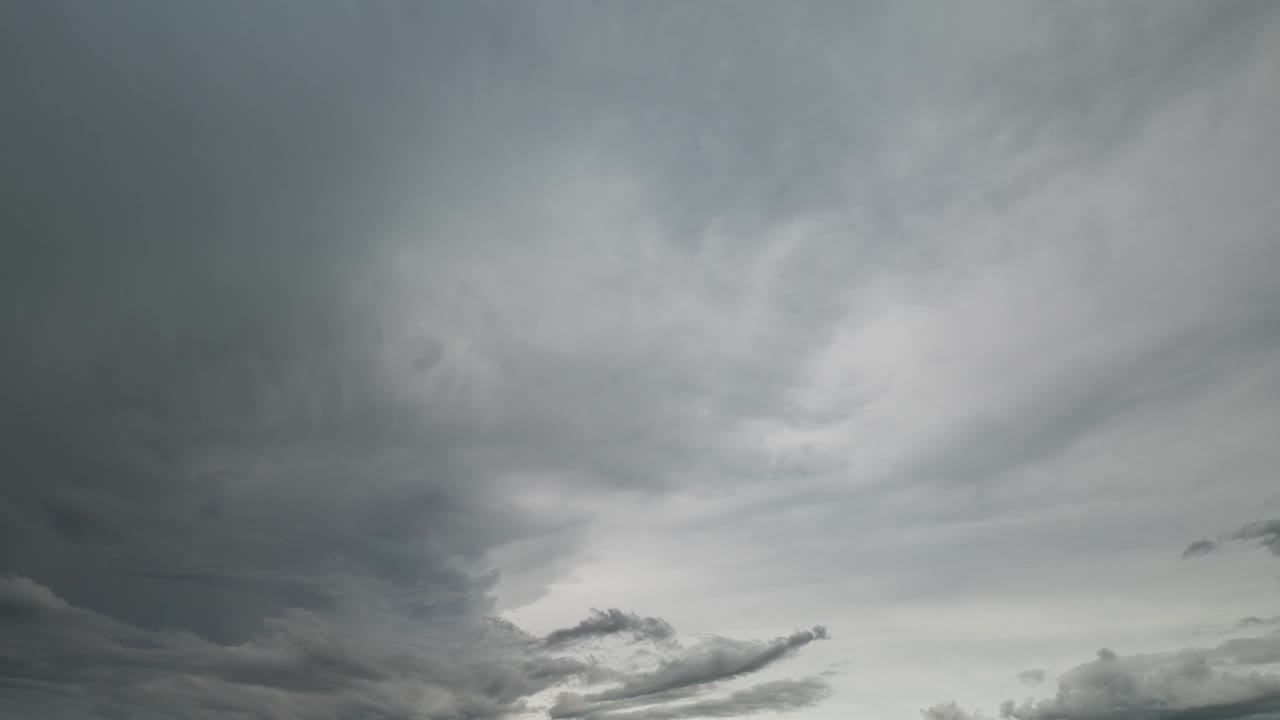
[4,1,1280,719]
[0,575,825,720]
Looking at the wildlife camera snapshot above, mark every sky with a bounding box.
[3,2,1280,719]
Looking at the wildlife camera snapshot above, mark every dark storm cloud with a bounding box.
[1,1,837,717]
[0,0,542,644]
[0,0,817,646]
[0,576,828,720]
[544,608,676,646]
[0,574,589,720]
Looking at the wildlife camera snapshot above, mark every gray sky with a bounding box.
[3,2,1280,719]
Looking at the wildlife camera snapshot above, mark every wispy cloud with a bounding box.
[544,608,676,647]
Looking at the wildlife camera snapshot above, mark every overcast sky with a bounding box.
[3,2,1280,719]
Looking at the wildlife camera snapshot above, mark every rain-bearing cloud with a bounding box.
[0,575,827,720]
[6,1,1280,719]
[0,574,584,720]
[0,2,834,718]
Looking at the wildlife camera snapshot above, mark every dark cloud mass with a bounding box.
[0,575,824,720]
[0,1,835,717]
[5,0,1280,719]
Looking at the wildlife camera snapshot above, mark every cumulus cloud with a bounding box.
[926,525,1280,720]
[922,701,985,720]
[926,638,1280,720]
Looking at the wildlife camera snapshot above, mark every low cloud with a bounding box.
[0,575,587,719]
[1017,669,1046,686]
[922,701,983,720]
[927,638,1280,720]
[926,524,1280,720]
[550,627,828,718]
[1183,518,1280,559]
[576,678,832,720]
[1196,616,1280,638]
[0,575,826,720]
[544,608,676,646]
[1182,539,1218,558]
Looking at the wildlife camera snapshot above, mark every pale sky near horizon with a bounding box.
[4,3,1280,720]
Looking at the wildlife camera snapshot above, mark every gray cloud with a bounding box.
[925,637,1280,720]
[0,575,826,720]
[1183,540,1219,558]
[6,1,1280,719]
[2,3,850,716]
[922,701,983,720]
[924,528,1280,720]
[1184,518,1280,560]
[1018,669,1047,686]
[544,608,676,646]
[569,678,833,720]
[1230,520,1280,557]
[550,627,828,717]
[1196,616,1280,638]
[1002,640,1280,720]
[0,574,584,719]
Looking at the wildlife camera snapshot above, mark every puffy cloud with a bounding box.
[922,701,984,720]
[927,528,1280,720]
[927,638,1280,720]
